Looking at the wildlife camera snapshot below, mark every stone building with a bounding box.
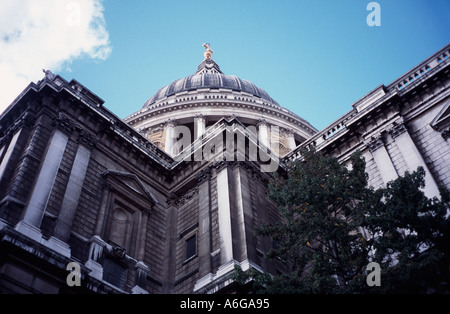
[0,43,449,294]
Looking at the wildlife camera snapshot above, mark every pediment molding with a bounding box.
[430,100,450,139]
[102,170,158,206]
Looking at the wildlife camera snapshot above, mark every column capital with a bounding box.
[256,119,268,128]
[164,119,177,128]
[364,133,384,152]
[285,128,295,136]
[166,193,178,206]
[53,113,76,136]
[21,111,36,130]
[77,128,98,149]
[194,114,206,122]
[212,158,228,172]
[195,167,212,184]
[387,118,407,139]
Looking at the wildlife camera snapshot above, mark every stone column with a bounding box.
[19,130,69,229]
[194,115,206,140]
[286,129,297,150]
[365,133,398,185]
[257,120,269,148]
[53,144,92,242]
[164,120,176,157]
[216,167,233,264]
[389,121,441,198]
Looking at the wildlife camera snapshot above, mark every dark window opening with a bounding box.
[185,235,196,260]
[103,258,126,290]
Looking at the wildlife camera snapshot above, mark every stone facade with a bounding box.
[289,44,450,200]
[0,44,449,294]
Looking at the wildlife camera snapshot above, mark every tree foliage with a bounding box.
[234,147,450,293]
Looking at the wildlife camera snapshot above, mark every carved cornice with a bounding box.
[53,113,99,148]
[0,111,35,146]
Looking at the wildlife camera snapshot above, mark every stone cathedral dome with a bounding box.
[144,59,279,108]
[125,43,317,157]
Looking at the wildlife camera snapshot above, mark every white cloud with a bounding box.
[0,0,111,113]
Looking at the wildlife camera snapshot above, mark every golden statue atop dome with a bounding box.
[202,43,213,60]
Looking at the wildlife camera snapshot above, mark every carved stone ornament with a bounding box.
[441,127,450,140]
[78,128,99,148]
[387,119,407,139]
[175,186,199,207]
[195,167,211,184]
[53,113,76,136]
[364,133,384,152]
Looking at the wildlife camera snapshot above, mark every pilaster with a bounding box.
[21,129,69,227]
[216,167,233,264]
[53,143,92,242]
[196,167,212,278]
[388,119,441,198]
[364,133,398,184]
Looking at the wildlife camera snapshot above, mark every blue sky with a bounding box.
[2,0,450,130]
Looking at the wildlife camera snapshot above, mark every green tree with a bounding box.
[362,167,450,293]
[234,147,450,293]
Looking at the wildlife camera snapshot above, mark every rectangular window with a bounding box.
[185,235,196,260]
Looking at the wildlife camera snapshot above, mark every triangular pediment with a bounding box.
[102,170,158,205]
[171,116,284,173]
[431,100,450,131]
